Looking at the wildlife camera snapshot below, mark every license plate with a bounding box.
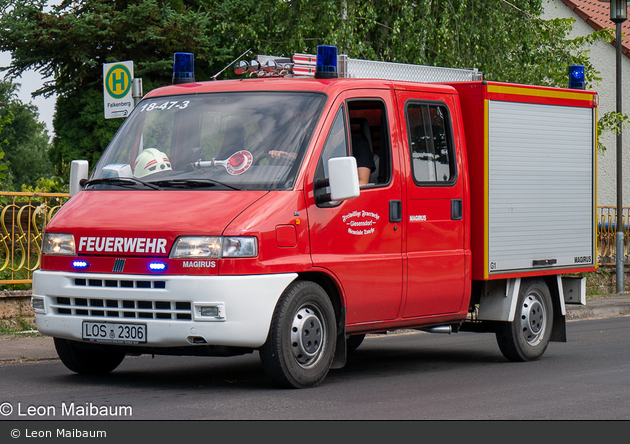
[82,322,147,344]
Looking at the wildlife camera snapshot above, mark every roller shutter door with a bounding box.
[487,100,595,273]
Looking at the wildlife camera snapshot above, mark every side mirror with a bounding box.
[328,156,360,201]
[69,160,89,197]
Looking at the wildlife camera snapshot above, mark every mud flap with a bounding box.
[545,275,567,343]
[331,307,347,369]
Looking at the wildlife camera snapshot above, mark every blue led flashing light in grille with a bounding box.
[149,262,167,271]
[568,65,585,90]
[315,45,338,79]
[72,261,89,269]
[173,53,195,85]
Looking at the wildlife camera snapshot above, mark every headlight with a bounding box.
[170,236,222,258]
[42,233,76,256]
[222,237,258,257]
[170,236,257,259]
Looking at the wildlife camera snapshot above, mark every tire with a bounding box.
[347,334,366,352]
[259,281,337,389]
[495,278,553,362]
[54,338,126,375]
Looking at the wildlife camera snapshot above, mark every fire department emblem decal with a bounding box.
[342,210,380,236]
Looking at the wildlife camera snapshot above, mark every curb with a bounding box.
[566,298,630,321]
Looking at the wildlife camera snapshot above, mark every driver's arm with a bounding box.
[269,150,297,160]
[358,167,371,187]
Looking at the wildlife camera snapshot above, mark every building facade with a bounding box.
[543,0,630,207]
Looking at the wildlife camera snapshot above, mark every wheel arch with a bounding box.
[542,275,567,343]
[296,271,347,369]
[477,275,566,329]
[296,271,345,321]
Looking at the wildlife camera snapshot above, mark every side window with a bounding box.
[314,106,348,206]
[318,105,348,179]
[348,99,391,186]
[315,105,348,207]
[406,103,454,183]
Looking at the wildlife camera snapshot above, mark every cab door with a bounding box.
[396,90,467,318]
[305,90,404,325]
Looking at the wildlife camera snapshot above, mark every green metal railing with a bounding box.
[0,191,626,286]
[0,192,69,285]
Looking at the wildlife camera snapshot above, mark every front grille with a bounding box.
[74,278,166,289]
[53,297,192,320]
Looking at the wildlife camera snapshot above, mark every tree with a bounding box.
[0,79,53,189]
[220,0,610,86]
[0,0,613,174]
[0,111,10,181]
[1,0,232,176]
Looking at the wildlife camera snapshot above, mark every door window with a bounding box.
[348,100,391,186]
[318,105,348,178]
[406,103,455,184]
[314,106,348,206]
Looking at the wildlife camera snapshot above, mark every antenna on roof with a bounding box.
[211,49,252,81]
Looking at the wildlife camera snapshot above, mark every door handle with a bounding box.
[451,199,463,220]
[390,200,402,223]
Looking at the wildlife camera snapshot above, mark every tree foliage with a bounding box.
[0,80,53,189]
[0,112,10,181]
[220,0,611,87]
[597,111,630,153]
[1,0,232,176]
[0,0,614,174]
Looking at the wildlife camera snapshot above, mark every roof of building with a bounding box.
[559,0,630,57]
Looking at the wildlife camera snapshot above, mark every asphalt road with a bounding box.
[0,316,628,421]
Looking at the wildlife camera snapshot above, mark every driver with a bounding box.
[270,134,375,186]
[133,148,172,178]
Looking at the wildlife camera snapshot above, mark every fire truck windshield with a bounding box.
[91,92,326,190]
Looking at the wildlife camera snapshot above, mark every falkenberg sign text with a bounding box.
[103,60,134,119]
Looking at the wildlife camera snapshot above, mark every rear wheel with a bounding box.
[495,278,553,362]
[259,281,336,388]
[54,338,126,375]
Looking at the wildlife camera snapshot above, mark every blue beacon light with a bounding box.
[568,65,585,90]
[315,45,339,79]
[173,52,195,84]
[149,262,167,271]
[72,260,89,269]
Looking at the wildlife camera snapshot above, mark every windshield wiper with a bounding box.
[150,179,243,191]
[81,177,162,191]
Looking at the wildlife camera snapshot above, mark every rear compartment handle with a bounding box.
[533,259,557,267]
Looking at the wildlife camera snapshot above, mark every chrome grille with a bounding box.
[52,296,192,320]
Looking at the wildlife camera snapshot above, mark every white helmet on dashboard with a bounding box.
[133,148,172,178]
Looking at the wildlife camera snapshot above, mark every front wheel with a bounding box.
[495,278,553,362]
[259,281,337,388]
[54,338,126,375]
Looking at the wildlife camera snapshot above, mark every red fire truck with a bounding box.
[32,47,597,388]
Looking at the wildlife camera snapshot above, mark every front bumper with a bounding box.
[32,270,297,348]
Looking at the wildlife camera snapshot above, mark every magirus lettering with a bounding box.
[183,260,216,268]
[574,256,592,263]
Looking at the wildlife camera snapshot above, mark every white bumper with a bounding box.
[32,270,297,348]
